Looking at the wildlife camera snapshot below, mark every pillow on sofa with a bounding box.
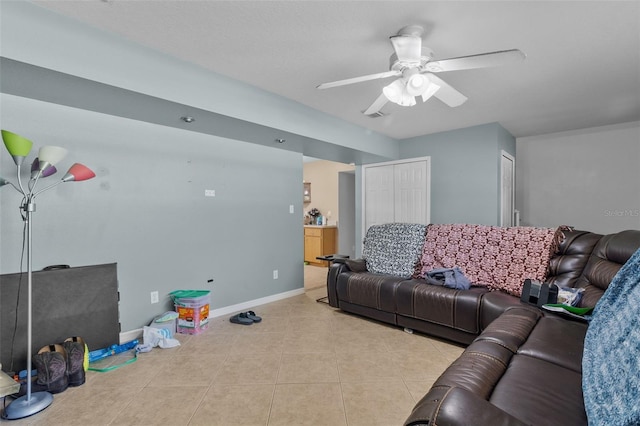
[363,223,427,278]
[582,247,640,426]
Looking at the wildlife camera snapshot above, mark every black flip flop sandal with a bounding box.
[245,311,262,323]
[230,313,253,325]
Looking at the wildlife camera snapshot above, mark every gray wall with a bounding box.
[338,171,356,259]
[516,121,640,234]
[0,1,400,334]
[399,122,515,225]
[1,94,303,331]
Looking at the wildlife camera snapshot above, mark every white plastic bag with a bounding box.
[142,325,180,349]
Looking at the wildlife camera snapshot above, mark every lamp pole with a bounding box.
[1,130,95,420]
[2,178,54,420]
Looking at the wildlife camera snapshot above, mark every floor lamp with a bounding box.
[1,130,95,420]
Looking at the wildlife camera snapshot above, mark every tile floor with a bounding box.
[1,265,464,425]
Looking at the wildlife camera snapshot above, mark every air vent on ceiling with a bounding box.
[364,111,387,118]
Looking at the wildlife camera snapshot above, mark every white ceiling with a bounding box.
[33,1,640,140]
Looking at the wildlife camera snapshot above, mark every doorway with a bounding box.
[500,151,515,226]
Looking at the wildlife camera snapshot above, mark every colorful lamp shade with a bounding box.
[61,163,96,182]
[31,158,57,179]
[37,146,68,170]
[2,130,33,166]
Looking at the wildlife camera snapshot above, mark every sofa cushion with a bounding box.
[490,354,587,426]
[574,229,640,307]
[395,279,488,334]
[419,224,562,297]
[583,247,640,426]
[362,223,427,278]
[336,271,405,313]
[517,315,586,373]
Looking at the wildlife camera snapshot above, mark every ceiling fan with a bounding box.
[317,25,525,116]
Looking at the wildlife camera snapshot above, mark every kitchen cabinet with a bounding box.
[304,226,337,265]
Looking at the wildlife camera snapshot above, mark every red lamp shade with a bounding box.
[62,163,96,182]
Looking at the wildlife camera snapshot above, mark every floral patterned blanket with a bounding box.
[418,224,563,296]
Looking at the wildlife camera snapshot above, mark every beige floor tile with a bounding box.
[176,331,237,355]
[230,332,286,354]
[268,383,346,426]
[189,384,274,426]
[333,330,390,353]
[287,303,334,319]
[147,354,227,387]
[240,316,291,334]
[110,385,207,425]
[336,351,400,382]
[404,380,437,403]
[214,353,282,385]
[88,355,171,388]
[341,380,416,426]
[304,265,328,290]
[331,312,388,332]
[277,353,339,384]
[282,331,335,354]
[287,316,333,334]
[30,386,142,425]
[381,329,441,353]
[390,351,453,381]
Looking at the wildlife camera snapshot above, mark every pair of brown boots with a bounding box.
[17,337,86,396]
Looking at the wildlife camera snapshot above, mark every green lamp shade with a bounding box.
[2,130,33,158]
[62,163,95,182]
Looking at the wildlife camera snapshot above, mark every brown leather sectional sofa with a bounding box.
[326,228,640,426]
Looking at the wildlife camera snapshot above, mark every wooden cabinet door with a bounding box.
[304,236,322,262]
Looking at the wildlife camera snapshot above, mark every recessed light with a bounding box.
[275,138,286,144]
[181,116,195,123]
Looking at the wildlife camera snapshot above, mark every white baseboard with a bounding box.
[119,287,305,344]
[119,328,143,344]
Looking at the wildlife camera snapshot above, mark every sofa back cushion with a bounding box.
[546,230,602,289]
[573,229,640,307]
[418,224,562,297]
[362,223,427,278]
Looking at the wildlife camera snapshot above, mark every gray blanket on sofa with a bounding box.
[582,247,640,426]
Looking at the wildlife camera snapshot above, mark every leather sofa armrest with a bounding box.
[405,386,527,426]
[327,261,350,307]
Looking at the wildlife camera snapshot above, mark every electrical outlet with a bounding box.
[150,291,159,304]
[273,270,278,279]
[204,189,215,197]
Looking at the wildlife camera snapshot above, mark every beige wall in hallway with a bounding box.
[303,160,354,225]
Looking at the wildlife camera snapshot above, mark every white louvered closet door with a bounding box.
[363,157,430,235]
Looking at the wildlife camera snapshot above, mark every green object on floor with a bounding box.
[88,352,138,372]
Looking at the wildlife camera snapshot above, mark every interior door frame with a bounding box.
[500,150,516,226]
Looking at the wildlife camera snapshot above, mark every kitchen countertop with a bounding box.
[304,225,337,228]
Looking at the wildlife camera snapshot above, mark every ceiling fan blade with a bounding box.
[317,70,400,90]
[425,49,525,72]
[427,74,468,107]
[390,34,422,63]
[363,92,389,116]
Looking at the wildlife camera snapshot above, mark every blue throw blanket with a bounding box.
[583,248,640,425]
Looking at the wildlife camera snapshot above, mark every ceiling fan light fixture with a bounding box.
[406,73,429,96]
[382,79,404,104]
[398,92,416,107]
